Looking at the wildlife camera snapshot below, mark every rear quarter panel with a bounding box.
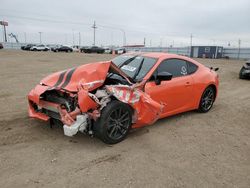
[191,65,219,108]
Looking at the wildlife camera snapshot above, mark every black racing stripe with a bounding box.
[60,68,77,88]
[53,70,67,87]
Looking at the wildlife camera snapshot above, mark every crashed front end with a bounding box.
[28,61,163,137]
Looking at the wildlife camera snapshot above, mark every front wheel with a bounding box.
[93,101,132,144]
[198,86,216,113]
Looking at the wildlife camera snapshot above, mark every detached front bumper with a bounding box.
[28,99,61,121]
[28,85,52,121]
[28,84,91,137]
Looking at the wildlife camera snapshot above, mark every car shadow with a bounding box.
[128,110,198,138]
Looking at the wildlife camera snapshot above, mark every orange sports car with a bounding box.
[28,53,219,144]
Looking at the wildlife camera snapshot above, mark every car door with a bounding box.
[91,46,97,53]
[61,46,67,52]
[38,45,44,50]
[144,58,194,117]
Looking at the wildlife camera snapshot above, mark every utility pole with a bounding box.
[92,21,97,46]
[0,21,8,42]
[121,29,126,46]
[190,34,193,57]
[160,38,163,47]
[237,39,241,59]
[72,30,75,45]
[38,32,42,43]
[3,25,7,42]
[78,32,81,46]
[143,37,146,47]
[24,32,27,43]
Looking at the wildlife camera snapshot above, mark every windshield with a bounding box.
[120,56,157,81]
[112,55,135,67]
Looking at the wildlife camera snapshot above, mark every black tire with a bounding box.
[198,86,216,113]
[239,67,246,79]
[93,101,132,144]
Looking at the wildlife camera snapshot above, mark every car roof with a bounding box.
[123,52,185,59]
[120,52,200,66]
[140,52,179,58]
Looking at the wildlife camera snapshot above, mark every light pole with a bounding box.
[38,32,42,43]
[78,32,81,46]
[24,32,27,43]
[189,34,193,57]
[92,21,97,46]
[119,29,126,46]
[237,39,241,59]
[72,30,75,45]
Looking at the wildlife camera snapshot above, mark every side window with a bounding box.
[187,61,198,74]
[158,59,188,77]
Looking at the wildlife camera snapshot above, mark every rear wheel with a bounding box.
[198,86,216,113]
[93,101,132,144]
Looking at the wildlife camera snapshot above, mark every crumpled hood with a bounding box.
[41,61,131,92]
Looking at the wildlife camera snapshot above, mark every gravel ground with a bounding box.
[0,50,249,188]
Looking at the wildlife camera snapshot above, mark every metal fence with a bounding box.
[125,47,190,56]
[1,42,27,49]
[1,42,250,60]
[223,48,250,60]
[125,47,250,60]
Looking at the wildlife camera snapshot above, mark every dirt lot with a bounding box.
[0,50,249,188]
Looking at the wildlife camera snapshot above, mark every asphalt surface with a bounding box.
[0,50,249,188]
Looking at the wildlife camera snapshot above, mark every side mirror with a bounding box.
[155,72,172,85]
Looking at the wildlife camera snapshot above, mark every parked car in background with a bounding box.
[79,46,90,53]
[47,44,59,51]
[0,43,3,49]
[239,60,250,79]
[21,44,35,51]
[52,45,73,52]
[71,45,80,52]
[80,46,105,53]
[104,47,112,54]
[115,47,126,54]
[50,45,61,52]
[30,44,50,51]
